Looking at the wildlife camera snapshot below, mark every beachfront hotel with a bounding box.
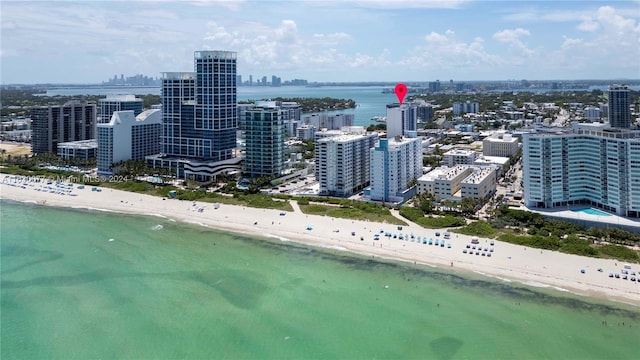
[367,133,422,203]
[315,130,378,197]
[31,100,97,155]
[242,101,285,178]
[146,50,241,180]
[97,109,162,176]
[98,95,143,124]
[522,123,640,218]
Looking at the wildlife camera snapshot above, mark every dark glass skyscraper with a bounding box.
[608,85,631,129]
[161,51,237,161]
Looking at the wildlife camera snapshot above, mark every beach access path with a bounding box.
[1,174,638,306]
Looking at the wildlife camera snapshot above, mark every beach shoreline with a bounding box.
[1,174,639,307]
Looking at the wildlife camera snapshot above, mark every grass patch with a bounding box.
[299,203,405,225]
[498,233,562,250]
[398,207,466,229]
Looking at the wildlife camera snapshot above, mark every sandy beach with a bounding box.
[1,173,639,306]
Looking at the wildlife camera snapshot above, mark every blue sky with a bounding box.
[1,0,639,84]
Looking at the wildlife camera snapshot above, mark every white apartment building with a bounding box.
[296,124,316,140]
[583,106,602,122]
[97,109,162,176]
[522,127,640,218]
[386,103,417,138]
[483,132,519,157]
[316,133,378,197]
[280,101,301,137]
[442,148,477,167]
[417,165,496,201]
[368,135,422,203]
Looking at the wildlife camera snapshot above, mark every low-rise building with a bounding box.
[442,148,476,167]
[57,139,98,160]
[460,166,497,199]
[417,165,496,201]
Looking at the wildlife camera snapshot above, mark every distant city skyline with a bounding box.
[2,0,639,84]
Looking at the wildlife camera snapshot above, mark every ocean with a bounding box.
[2,200,639,359]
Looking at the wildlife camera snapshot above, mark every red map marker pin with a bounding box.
[394,83,407,104]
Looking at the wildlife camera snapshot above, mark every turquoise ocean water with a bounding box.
[2,200,639,359]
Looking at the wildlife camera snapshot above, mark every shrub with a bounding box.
[454,221,496,237]
[597,244,640,262]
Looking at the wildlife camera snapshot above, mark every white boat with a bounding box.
[371,116,386,122]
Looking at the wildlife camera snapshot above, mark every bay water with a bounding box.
[45,85,410,126]
[2,200,639,359]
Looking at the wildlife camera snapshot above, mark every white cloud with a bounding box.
[349,0,469,9]
[493,28,530,43]
[493,28,534,57]
[577,18,600,32]
[424,31,448,43]
[401,31,502,73]
[561,36,584,49]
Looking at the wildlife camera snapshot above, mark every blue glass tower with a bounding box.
[161,51,237,161]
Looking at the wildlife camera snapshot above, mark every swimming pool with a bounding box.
[571,208,611,216]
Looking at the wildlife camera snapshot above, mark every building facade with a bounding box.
[522,127,640,217]
[442,148,477,167]
[316,133,377,197]
[31,100,96,155]
[57,139,98,160]
[296,124,317,141]
[280,101,301,137]
[97,109,162,176]
[242,101,285,178]
[483,133,520,157]
[417,165,496,201]
[452,101,479,115]
[302,113,354,130]
[99,95,143,123]
[368,135,422,203]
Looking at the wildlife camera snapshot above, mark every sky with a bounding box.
[1,0,639,84]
